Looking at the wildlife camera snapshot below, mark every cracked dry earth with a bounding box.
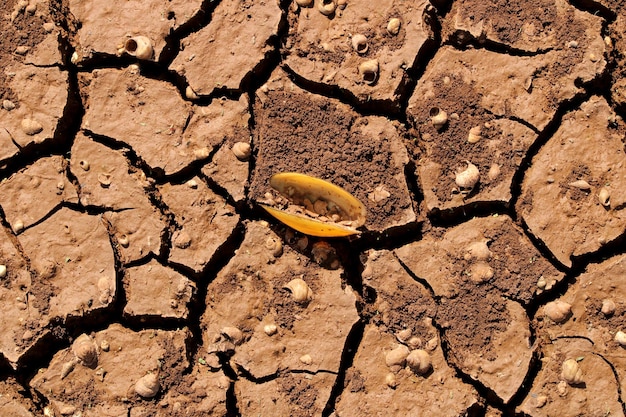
[2,1,626,417]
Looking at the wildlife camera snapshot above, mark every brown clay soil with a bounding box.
[2,0,626,416]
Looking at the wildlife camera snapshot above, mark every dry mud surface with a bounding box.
[1,0,626,416]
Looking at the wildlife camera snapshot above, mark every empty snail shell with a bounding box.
[561,359,583,385]
[359,59,379,85]
[406,349,432,375]
[259,172,366,237]
[221,326,244,345]
[72,334,98,368]
[135,372,160,398]
[569,179,591,191]
[430,107,448,130]
[264,324,278,336]
[615,330,626,346]
[455,162,480,191]
[544,300,572,323]
[123,36,154,60]
[318,0,336,16]
[385,372,398,388]
[467,126,482,143]
[0,264,6,278]
[265,236,283,257]
[351,34,368,54]
[387,18,401,35]
[284,278,313,303]
[598,187,610,207]
[295,0,313,6]
[21,118,43,136]
[232,142,251,161]
[385,344,410,372]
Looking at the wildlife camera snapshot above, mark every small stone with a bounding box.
[263,324,278,336]
[100,340,110,352]
[299,354,312,365]
[43,22,55,33]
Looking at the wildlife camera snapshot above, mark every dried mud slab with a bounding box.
[69,0,201,63]
[535,254,626,407]
[0,64,68,158]
[517,338,623,416]
[0,0,63,154]
[236,372,337,417]
[395,216,557,402]
[251,69,415,232]
[610,12,626,109]
[396,215,563,303]
[445,0,602,53]
[519,96,626,267]
[0,226,40,367]
[201,221,358,385]
[18,207,115,320]
[82,68,250,176]
[159,361,229,416]
[123,259,195,319]
[0,155,77,233]
[407,28,605,212]
[31,324,190,416]
[0,378,36,416]
[158,177,239,273]
[171,0,282,96]
[335,250,479,416]
[284,0,435,104]
[70,133,165,263]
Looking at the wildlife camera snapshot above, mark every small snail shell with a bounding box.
[351,34,368,54]
[185,85,199,100]
[406,349,432,375]
[0,264,6,278]
[135,372,160,398]
[221,326,244,345]
[124,36,154,60]
[265,236,283,257]
[561,359,583,385]
[72,334,98,368]
[387,18,401,35]
[358,59,379,85]
[615,330,626,346]
[232,142,251,161]
[284,278,313,303]
[601,299,616,316]
[264,324,278,336]
[429,107,448,130]
[467,126,482,143]
[21,118,43,136]
[544,300,572,323]
[598,187,610,207]
[455,162,480,190]
[318,0,336,16]
[295,0,313,6]
[385,372,398,388]
[385,344,409,371]
[569,179,591,191]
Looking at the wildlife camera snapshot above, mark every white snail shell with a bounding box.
[406,349,432,375]
[455,162,480,190]
[358,59,379,85]
[135,373,160,398]
[561,359,583,385]
[284,278,313,303]
[123,36,154,60]
[72,334,98,368]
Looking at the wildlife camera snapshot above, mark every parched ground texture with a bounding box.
[1,0,626,416]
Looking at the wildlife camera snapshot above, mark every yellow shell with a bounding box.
[260,172,366,237]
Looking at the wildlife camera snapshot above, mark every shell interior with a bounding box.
[261,172,367,237]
